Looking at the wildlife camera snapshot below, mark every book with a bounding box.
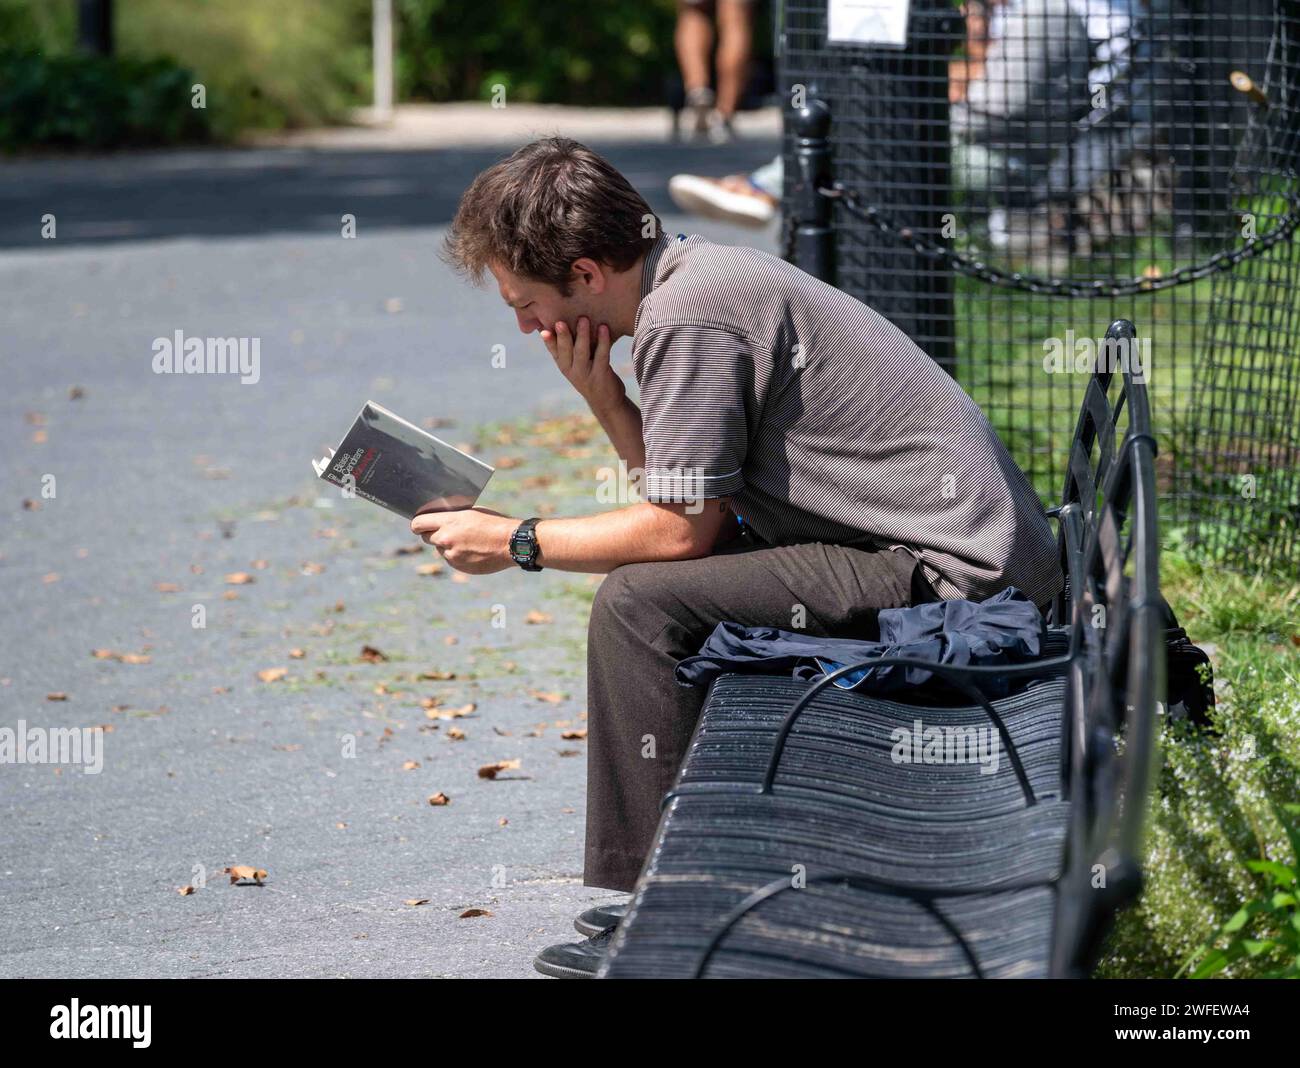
[312,401,494,520]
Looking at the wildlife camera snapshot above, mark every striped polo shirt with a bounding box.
[630,233,1064,608]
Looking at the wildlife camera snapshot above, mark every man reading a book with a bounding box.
[418,137,1063,978]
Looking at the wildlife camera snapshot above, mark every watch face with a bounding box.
[510,532,536,560]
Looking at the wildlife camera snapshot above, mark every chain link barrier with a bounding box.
[784,172,1300,298]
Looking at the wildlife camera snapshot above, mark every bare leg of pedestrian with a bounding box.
[675,0,716,136]
[711,0,754,141]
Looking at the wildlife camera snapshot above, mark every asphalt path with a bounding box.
[0,132,778,977]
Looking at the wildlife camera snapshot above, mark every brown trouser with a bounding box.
[582,532,937,891]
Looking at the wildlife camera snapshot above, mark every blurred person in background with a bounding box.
[675,0,757,143]
[665,0,990,229]
[950,0,1092,248]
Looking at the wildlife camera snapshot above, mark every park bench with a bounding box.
[598,318,1166,979]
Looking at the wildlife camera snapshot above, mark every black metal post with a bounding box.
[791,96,835,284]
[77,0,114,56]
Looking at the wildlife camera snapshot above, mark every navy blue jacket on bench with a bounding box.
[675,587,1046,699]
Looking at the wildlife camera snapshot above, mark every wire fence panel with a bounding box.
[779,0,1300,574]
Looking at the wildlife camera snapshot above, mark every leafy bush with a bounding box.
[1179,803,1300,978]
[113,0,371,138]
[0,0,370,144]
[0,50,209,151]
[1096,541,1300,977]
[394,0,707,105]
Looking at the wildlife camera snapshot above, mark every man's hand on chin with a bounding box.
[410,507,518,575]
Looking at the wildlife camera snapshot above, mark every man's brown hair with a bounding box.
[443,137,660,295]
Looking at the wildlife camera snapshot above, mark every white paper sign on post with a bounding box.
[826,0,912,49]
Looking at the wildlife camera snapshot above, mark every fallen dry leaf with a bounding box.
[561,729,588,740]
[46,692,68,701]
[360,645,388,663]
[530,689,564,703]
[257,667,288,683]
[177,885,196,896]
[426,703,475,721]
[402,760,420,770]
[493,456,524,469]
[21,499,40,511]
[477,759,521,780]
[446,727,466,741]
[459,908,493,919]
[405,898,430,906]
[415,562,444,576]
[155,581,180,593]
[300,561,325,575]
[498,817,508,826]
[91,649,150,664]
[451,573,469,585]
[443,635,458,645]
[417,669,455,681]
[252,559,269,570]
[525,610,553,625]
[225,572,255,585]
[288,648,306,659]
[427,792,451,806]
[224,865,267,885]
[393,544,423,556]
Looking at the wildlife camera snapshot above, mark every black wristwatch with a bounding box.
[509,517,543,572]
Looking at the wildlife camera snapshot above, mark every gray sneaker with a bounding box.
[534,926,616,980]
[574,900,628,937]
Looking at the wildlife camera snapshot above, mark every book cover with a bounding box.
[312,401,494,520]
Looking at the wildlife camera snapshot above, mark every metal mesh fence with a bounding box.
[779,0,1300,574]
